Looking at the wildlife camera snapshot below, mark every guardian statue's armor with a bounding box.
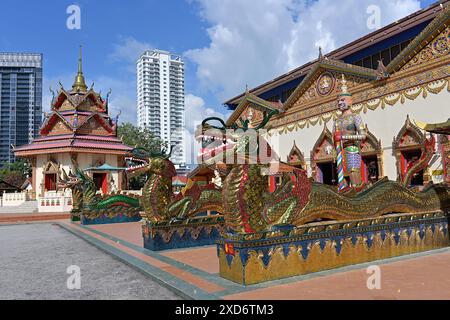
[333,75,366,189]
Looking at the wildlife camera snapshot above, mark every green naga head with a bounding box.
[58,161,96,192]
[196,109,279,166]
[126,146,177,178]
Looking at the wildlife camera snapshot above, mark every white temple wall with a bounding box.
[267,89,449,181]
[34,152,122,196]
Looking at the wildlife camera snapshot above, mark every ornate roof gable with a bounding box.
[52,87,106,113]
[311,125,334,161]
[225,92,284,127]
[393,115,425,149]
[287,141,305,164]
[414,118,450,135]
[40,111,73,135]
[361,125,382,154]
[75,112,114,135]
[52,46,107,113]
[387,4,450,74]
[283,56,381,112]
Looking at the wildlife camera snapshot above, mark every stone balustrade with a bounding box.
[1,191,29,207]
[38,190,73,213]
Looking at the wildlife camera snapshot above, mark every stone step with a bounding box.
[0,201,38,214]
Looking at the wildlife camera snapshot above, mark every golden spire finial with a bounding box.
[72,45,87,93]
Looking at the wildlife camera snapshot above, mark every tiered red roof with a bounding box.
[14,50,132,157]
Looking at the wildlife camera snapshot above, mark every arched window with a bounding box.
[392,115,428,186]
[310,125,337,185]
[360,125,383,184]
[287,141,305,169]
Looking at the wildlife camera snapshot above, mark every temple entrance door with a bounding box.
[402,149,424,186]
[362,155,379,184]
[93,173,108,194]
[44,174,57,191]
[317,162,337,185]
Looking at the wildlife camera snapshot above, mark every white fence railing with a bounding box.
[38,190,73,213]
[1,191,29,207]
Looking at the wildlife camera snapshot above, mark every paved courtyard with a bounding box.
[0,223,180,300]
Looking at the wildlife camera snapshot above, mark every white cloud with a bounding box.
[186,0,421,101]
[183,93,230,165]
[184,93,227,133]
[109,36,153,64]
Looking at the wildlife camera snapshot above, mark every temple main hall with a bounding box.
[223,2,450,187]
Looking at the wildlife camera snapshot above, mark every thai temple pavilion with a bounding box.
[223,2,450,187]
[14,48,132,198]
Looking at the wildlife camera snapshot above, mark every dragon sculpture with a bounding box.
[197,113,450,235]
[125,147,223,223]
[401,133,436,187]
[58,161,140,220]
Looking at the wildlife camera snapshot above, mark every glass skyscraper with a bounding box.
[0,53,42,164]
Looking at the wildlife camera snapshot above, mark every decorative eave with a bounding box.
[393,115,425,149]
[78,89,106,111]
[75,112,114,134]
[414,118,450,135]
[362,124,382,153]
[225,92,284,127]
[40,111,73,135]
[387,3,450,73]
[283,57,380,112]
[224,2,447,107]
[15,147,131,158]
[310,124,333,160]
[52,87,105,112]
[52,88,73,110]
[287,141,304,163]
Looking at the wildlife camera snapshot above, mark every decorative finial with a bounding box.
[72,45,88,93]
[49,86,55,104]
[376,59,388,80]
[245,84,249,94]
[106,88,112,101]
[318,46,323,60]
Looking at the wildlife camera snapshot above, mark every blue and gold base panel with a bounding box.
[217,211,449,285]
[143,215,227,251]
[81,210,142,225]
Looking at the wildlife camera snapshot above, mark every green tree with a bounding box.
[118,122,167,154]
[0,158,31,181]
[117,123,167,190]
[0,159,31,191]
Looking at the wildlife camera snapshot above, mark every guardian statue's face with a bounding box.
[338,96,352,111]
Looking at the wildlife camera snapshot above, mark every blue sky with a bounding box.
[0,0,437,128]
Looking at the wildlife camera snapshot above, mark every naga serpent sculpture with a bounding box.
[58,161,140,220]
[125,147,223,223]
[197,112,450,235]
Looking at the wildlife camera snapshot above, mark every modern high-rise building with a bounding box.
[137,49,185,164]
[0,53,43,165]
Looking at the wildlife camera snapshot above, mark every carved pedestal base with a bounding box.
[80,208,141,225]
[217,211,449,285]
[143,215,227,251]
